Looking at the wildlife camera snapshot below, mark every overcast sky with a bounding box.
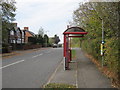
[15,0,87,43]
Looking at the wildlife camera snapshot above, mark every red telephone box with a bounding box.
[63,27,88,70]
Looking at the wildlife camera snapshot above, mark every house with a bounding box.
[9,23,24,44]
[9,23,35,44]
[23,27,35,43]
[8,23,35,50]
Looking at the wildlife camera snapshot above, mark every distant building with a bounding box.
[9,23,23,44]
[9,23,20,44]
[23,27,35,43]
[8,23,35,47]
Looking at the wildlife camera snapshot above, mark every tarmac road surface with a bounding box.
[2,48,63,88]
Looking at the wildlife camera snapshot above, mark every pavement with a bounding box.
[45,59,78,87]
[45,48,115,88]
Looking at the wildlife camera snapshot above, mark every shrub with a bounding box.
[104,37,119,73]
[81,38,101,60]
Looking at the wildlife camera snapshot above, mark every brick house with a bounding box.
[8,23,35,49]
[23,27,35,43]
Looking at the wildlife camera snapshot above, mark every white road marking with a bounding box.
[32,53,43,58]
[39,53,43,56]
[0,60,25,69]
[76,63,78,88]
[32,55,39,58]
[44,60,63,87]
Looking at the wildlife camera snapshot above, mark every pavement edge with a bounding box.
[43,58,63,88]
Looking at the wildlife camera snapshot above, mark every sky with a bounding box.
[14,0,87,43]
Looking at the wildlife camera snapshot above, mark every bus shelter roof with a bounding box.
[63,27,88,36]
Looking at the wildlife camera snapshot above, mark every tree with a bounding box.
[71,2,119,86]
[54,34,60,44]
[36,27,44,46]
[37,34,44,45]
[38,27,44,36]
[43,34,49,47]
[1,0,16,44]
[28,36,37,45]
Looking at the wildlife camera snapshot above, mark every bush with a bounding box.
[2,43,12,53]
[28,37,37,44]
[81,38,101,60]
[104,37,119,73]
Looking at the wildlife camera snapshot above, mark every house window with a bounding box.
[10,30,14,35]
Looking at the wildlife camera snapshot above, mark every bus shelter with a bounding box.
[63,27,88,70]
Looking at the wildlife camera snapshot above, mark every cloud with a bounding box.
[15,0,85,43]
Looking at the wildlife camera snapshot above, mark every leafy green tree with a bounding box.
[28,37,37,45]
[37,34,44,45]
[54,34,60,44]
[1,0,16,44]
[38,27,44,36]
[43,34,49,47]
[37,28,44,46]
[71,2,119,85]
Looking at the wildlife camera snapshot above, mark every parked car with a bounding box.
[53,44,57,48]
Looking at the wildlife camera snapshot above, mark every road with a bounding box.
[2,48,63,88]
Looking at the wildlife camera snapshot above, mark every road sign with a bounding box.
[102,41,105,44]
[100,43,103,56]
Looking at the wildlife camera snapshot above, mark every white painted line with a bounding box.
[39,53,43,56]
[44,60,63,87]
[0,60,25,69]
[32,55,39,58]
[76,63,78,88]
[32,53,43,58]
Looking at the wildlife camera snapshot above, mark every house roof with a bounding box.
[24,30,35,36]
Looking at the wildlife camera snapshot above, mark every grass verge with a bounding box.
[71,50,76,60]
[44,83,76,88]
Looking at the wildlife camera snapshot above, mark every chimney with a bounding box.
[24,27,29,30]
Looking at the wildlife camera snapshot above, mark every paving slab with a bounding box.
[48,60,77,87]
[76,49,112,88]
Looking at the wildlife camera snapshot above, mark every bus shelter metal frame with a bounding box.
[63,27,88,70]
